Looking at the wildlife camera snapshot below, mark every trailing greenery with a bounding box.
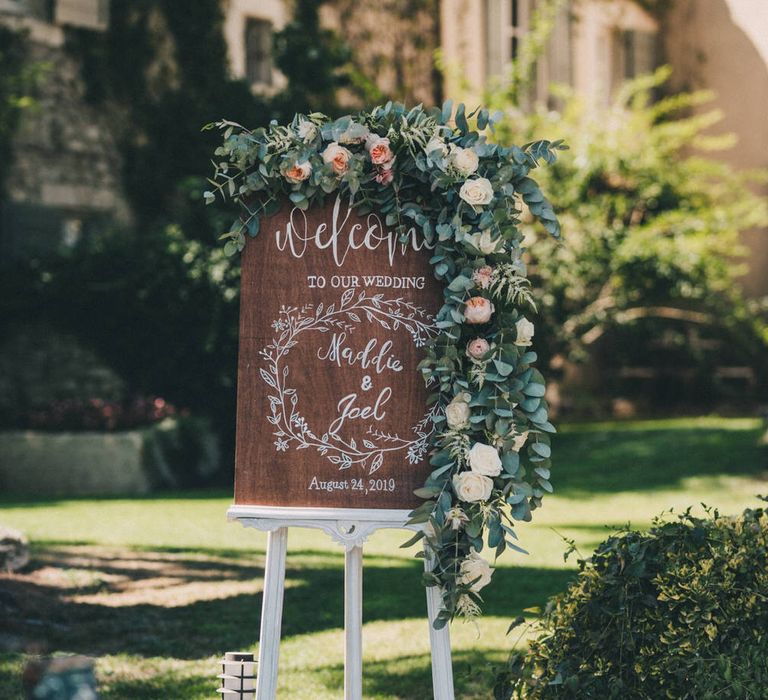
[209,101,564,623]
[489,68,768,401]
[495,505,768,699]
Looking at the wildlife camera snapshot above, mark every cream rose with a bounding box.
[297,120,318,143]
[450,146,479,176]
[468,442,502,477]
[284,161,312,184]
[515,317,535,346]
[464,296,494,324]
[367,136,393,165]
[425,135,448,158]
[452,471,494,502]
[458,552,494,592]
[510,430,529,452]
[445,392,471,430]
[459,177,494,208]
[467,230,502,255]
[466,338,490,359]
[322,142,352,175]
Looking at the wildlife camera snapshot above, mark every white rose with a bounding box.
[515,317,535,347]
[511,431,529,452]
[425,135,448,158]
[297,120,318,143]
[453,471,493,502]
[458,551,494,592]
[468,442,502,477]
[467,230,502,255]
[459,177,494,208]
[450,146,479,176]
[445,392,471,430]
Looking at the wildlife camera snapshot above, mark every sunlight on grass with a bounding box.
[1,417,765,698]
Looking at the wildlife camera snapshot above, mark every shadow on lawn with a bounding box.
[1,545,573,661]
[554,422,766,496]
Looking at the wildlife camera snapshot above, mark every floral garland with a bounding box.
[206,102,565,626]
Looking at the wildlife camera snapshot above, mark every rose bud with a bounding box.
[466,338,490,359]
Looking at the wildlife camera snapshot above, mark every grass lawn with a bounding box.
[0,416,765,698]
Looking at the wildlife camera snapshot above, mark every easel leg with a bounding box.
[425,551,455,699]
[344,545,363,700]
[256,527,288,700]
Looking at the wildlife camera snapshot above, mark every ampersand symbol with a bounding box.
[361,375,373,391]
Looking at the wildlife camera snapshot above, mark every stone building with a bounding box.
[0,0,128,260]
[439,0,768,295]
[1,0,766,292]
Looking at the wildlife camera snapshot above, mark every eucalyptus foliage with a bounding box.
[208,101,565,622]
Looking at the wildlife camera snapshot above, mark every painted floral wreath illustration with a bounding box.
[260,287,439,475]
[206,101,565,626]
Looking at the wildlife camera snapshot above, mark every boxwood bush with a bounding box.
[496,505,768,699]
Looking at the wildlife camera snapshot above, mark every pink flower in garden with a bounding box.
[472,265,494,289]
[463,296,494,324]
[467,338,490,359]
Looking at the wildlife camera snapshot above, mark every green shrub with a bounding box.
[496,506,768,699]
[488,69,768,407]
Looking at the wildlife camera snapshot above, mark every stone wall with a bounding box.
[0,430,153,496]
[322,0,441,108]
[0,16,130,258]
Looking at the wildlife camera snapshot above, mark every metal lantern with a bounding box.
[216,652,256,698]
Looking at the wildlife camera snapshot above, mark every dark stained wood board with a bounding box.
[234,196,443,509]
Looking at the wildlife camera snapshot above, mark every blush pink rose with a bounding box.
[322,142,352,175]
[464,297,494,324]
[367,136,393,165]
[284,161,312,183]
[467,338,490,359]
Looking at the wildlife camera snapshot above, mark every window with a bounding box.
[611,29,658,92]
[504,0,532,65]
[486,0,572,108]
[245,17,273,87]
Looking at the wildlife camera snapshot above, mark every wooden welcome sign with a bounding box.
[234,196,442,510]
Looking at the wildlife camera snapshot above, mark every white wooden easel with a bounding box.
[227,505,455,699]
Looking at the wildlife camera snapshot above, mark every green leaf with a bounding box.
[400,530,426,548]
[494,359,515,377]
[523,383,546,397]
[531,443,551,459]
